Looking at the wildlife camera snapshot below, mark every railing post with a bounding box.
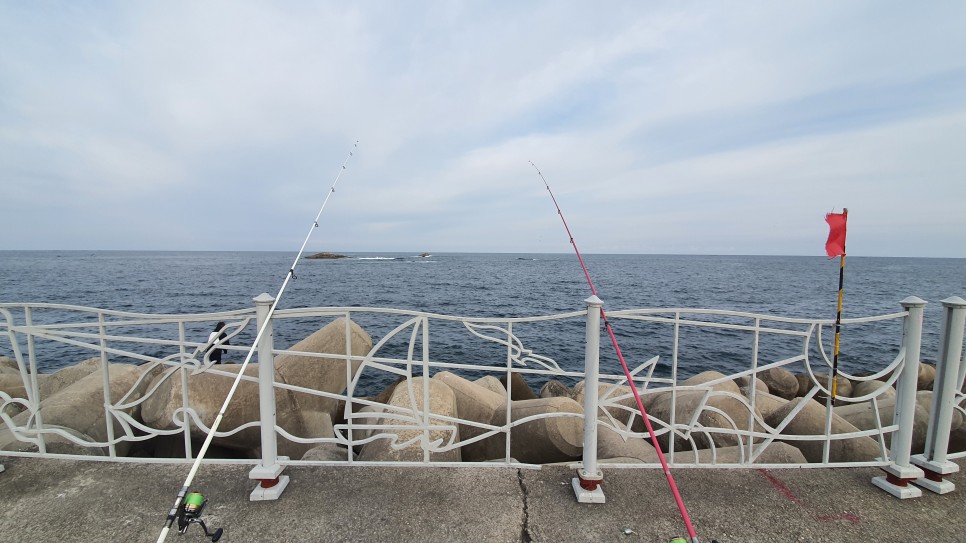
[573,295,605,504]
[912,296,966,493]
[23,307,46,454]
[97,311,117,458]
[873,296,926,499]
[248,293,289,501]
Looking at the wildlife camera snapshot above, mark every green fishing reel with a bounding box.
[177,492,223,541]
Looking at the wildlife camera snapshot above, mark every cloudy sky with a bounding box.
[2,1,964,257]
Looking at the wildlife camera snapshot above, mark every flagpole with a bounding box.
[830,208,848,406]
[831,254,845,402]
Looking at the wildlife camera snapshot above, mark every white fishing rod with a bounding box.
[157,141,359,543]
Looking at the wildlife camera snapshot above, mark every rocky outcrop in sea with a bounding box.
[305,252,348,259]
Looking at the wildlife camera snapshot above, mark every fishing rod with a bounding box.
[530,162,704,543]
[156,142,359,543]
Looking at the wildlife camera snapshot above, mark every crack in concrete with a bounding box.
[517,469,532,543]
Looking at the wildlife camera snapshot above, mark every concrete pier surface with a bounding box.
[1,457,964,542]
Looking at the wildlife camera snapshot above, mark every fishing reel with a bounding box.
[176,492,224,542]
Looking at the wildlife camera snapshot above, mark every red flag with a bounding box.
[825,209,848,258]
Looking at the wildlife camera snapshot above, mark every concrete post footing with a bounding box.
[872,463,924,499]
[911,455,959,494]
[249,456,289,501]
[250,475,290,501]
[570,477,606,503]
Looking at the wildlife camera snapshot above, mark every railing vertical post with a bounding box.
[23,307,46,454]
[248,293,290,501]
[97,311,117,458]
[873,296,927,499]
[573,295,605,503]
[912,296,966,493]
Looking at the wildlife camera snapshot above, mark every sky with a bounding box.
[1,1,965,257]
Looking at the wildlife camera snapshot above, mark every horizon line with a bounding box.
[0,249,962,259]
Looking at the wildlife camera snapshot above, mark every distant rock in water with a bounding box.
[306,252,349,259]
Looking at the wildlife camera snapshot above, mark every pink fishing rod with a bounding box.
[531,162,701,543]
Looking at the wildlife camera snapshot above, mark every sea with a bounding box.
[1,251,963,395]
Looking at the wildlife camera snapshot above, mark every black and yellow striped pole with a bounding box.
[825,208,848,405]
[831,250,846,401]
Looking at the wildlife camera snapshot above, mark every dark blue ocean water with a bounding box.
[1,251,963,394]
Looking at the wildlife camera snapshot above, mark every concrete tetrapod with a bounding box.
[662,442,807,465]
[300,442,354,462]
[734,376,770,397]
[794,373,813,398]
[274,317,372,422]
[39,357,103,398]
[357,377,461,462]
[645,389,756,452]
[756,367,799,400]
[851,380,896,402]
[0,356,17,373]
[571,381,644,426]
[296,412,351,461]
[916,363,936,391]
[811,372,854,401]
[834,396,929,453]
[347,404,385,451]
[641,371,751,451]
[281,410,336,460]
[2,363,155,456]
[539,379,570,399]
[765,397,882,463]
[916,390,963,431]
[432,371,506,461]
[595,418,660,463]
[0,375,29,417]
[473,376,507,397]
[141,318,371,456]
[682,371,742,393]
[481,396,584,464]
[499,372,538,401]
[749,391,790,421]
[141,362,295,453]
[0,357,104,417]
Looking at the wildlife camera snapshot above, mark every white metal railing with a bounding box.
[0,295,961,499]
[0,303,256,460]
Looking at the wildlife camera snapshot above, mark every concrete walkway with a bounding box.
[1,457,964,542]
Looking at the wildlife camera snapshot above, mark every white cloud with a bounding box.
[1,1,964,256]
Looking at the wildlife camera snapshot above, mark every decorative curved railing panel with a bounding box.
[0,296,957,473]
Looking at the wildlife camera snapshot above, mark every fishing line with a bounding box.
[156,141,359,543]
[530,161,702,543]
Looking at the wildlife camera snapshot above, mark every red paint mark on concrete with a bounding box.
[756,469,802,504]
[757,469,861,525]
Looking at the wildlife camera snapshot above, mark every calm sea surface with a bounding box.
[1,251,963,393]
